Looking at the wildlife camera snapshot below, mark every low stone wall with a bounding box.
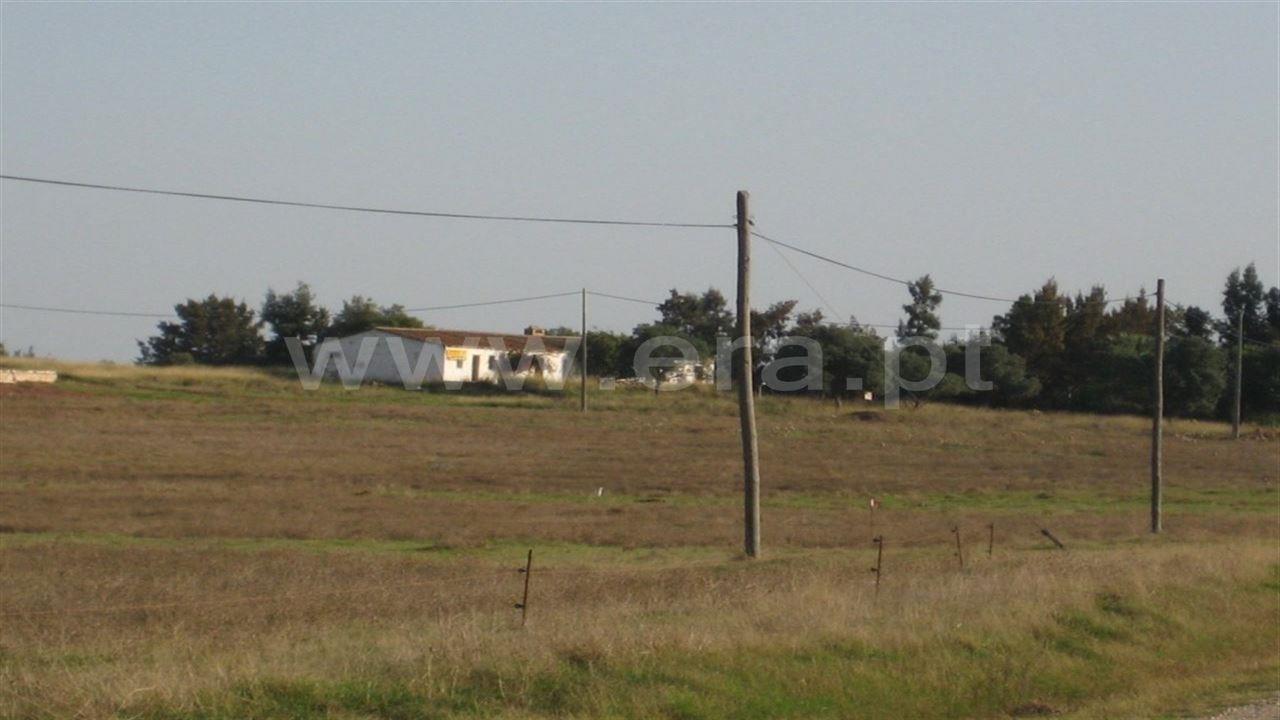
[0,369,58,384]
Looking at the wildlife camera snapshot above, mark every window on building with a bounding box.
[454,359,463,369]
[487,356,497,370]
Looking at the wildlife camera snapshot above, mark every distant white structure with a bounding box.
[663,358,713,385]
[0,369,57,384]
[333,326,574,387]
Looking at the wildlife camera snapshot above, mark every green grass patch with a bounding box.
[109,572,1280,720]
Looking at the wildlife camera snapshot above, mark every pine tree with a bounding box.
[1221,263,1269,344]
[138,295,263,365]
[261,282,331,363]
[896,275,942,340]
[992,279,1068,400]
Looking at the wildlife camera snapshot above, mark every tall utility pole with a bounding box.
[1232,310,1243,439]
[1151,278,1165,534]
[736,190,761,558]
[580,288,588,412]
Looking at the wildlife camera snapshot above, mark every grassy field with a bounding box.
[0,358,1277,719]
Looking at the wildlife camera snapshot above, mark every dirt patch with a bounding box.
[1194,695,1280,720]
[1009,701,1057,716]
[0,382,71,399]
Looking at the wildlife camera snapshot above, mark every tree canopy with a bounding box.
[138,295,263,366]
[327,296,425,337]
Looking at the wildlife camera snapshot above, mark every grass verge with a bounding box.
[114,562,1278,720]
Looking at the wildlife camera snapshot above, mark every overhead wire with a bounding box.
[586,290,663,306]
[1,175,1255,338]
[1,290,652,320]
[1167,300,1277,348]
[0,174,734,229]
[1,173,1167,310]
[14,294,1269,346]
[752,229,1141,306]
[406,291,579,312]
[0,302,173,319]
[762,236,845,322]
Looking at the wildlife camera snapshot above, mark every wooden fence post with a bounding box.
[515,549,533,626]
[870,535,884,596]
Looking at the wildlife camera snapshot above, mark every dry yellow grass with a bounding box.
[0,360,1276,719]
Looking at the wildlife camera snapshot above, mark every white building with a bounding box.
[334,326,575,387]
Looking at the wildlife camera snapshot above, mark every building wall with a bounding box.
[334,331,442,386]
[336,330,571,388]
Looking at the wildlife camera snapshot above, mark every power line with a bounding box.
[407,291,579,312]
[1168,300,1277,348]
[752,230,913,289]
[0,303,172,319]
[762,237,844,322]
[752,229,1138,306]
[861,322,990,333]
[1221,330,1273,348]
[586,290,663,306]
[0,295,993,333]
[0,289,665,320]
[757,233,995,332]
[0,174,734,230]
[0,292,587,320]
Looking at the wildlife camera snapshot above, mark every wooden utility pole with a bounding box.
[736,190,761,558]
[581,288,588,412]
[1151,278,1165,534]
[1232,310,1243,439]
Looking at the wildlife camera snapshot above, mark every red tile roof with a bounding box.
[373,327,573,353]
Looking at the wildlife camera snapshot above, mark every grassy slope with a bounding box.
[116,550,1278,720]
[0,360,1277,719]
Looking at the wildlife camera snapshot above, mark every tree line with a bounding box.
[578,264,1279,420]
[137,287,424,366]
[138,264,1279,420]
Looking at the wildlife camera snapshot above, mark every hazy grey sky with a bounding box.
[2,3,1276,361]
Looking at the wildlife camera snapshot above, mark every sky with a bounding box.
[1,3,1276,361]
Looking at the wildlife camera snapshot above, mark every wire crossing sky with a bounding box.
[2,174,1145,311]
[0,175,733,229]
[1,4,1275,360]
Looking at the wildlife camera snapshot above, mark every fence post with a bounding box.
[952,526,964,570]
[1040,528,1066,550]
[515,549,533,626]
[870,535,883,596]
